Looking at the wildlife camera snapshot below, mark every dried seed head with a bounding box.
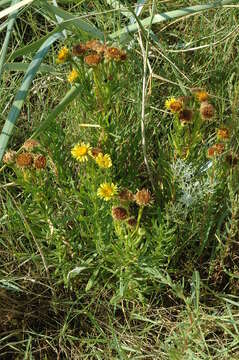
[207,147,217,158]
[214,143,225,154]
[3,150,17,164]
[34,155,46,169]
[118,189,134,203]
[104,47,126,61]
[207,143,225,158]
[127,218,137,227]
[200,101,214,120]
[134,188,151,206]
[226,153,238,166]
[84,54,102,66]
[85,40,106,54]
[72,43,87,56]
[179,109,193,124]
[91,147,103,158]
[217,128,230,141]
[112,206,128,221]
[16,152,33,168]
[23,139,40,151]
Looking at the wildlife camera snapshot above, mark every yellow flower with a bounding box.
[68,69,79,84]
[97,182,118,201]
[165,97,183,113]
[217,128,229,141]
[95,153,112,168]
[195,90,208,102]
[56,47,70,64]
[71,143,91,162]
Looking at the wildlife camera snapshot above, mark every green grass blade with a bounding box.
[0,0,33,19]
[3,62,56,73]
[0,32,62,161]
[8,25,63,60]
[0,0,19,82]
[52,0,67,39]
[32,85,81,138]
[110,0,237,41]
[0,0,12,7]
[40,2,104,40]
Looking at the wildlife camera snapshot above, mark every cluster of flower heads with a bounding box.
[71,142,112,168]
[101,187,152,227]
[3,139,47,170]
[165,88,215,123]
[56,40,127,84]
[165,88,232,160]
[207,128,229,159]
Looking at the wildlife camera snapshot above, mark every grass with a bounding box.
[1,0,239,358]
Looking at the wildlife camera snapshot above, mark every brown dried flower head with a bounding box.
[104,47,126,61]
[3,150,17,164]
[200,101,214,120]
[127,217,137,227]
[226,153,238,166]
[23,139,40,151]
[91,147,103,158]
[85,39,106,54]
[118,189,134,203]
[217,128,229,141]
[214,143,225,154]
[84,54,102,66]
[34,155,46,169]
[134,188,151,206]
[207,147,216,158]
[72,43,87,57]
[16,152,33,168]
[112,206,128,221]
[179,109,193,125]
[207,143,225,158]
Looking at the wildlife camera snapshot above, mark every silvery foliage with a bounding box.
[166,159,216,221]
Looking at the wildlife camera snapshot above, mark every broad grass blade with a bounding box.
[110,0,236,41]
[0,0,19,81]
[0,0,33,19]
[41,2,104,40]
[0,32,62,161]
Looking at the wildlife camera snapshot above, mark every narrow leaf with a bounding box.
[0,32,62,161]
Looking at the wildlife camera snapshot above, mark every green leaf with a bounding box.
[40,2,104,40]
[0,31,62,161]
[110,0,236,41]
[3,62,56,73]
[0,0,19,82]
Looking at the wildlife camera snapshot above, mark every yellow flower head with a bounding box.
[56,47,70,64]
[195,90,208,102]
[97,182,118,201]
[71,143,91,162]
[95,153,112,168]
[217,128,229,141]
[68,69,79,84]
[165,97,183,113]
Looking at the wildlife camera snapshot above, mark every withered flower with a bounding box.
[200,102,214,120]
[34,155,47,169]
[112,206,128,221]
[179,109,193,125]
[72,43,87,56]
[134,188,151,206]
[23,139,39,151]
[118,189,134,203]
[3,150,17,164]
[16,152,33,168]
[84,54,102,66]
